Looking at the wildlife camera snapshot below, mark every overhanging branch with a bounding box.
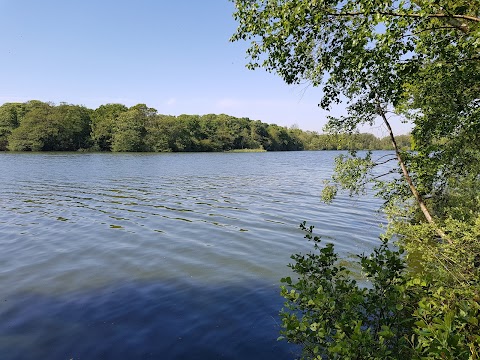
[325,11,480,23]
[375,100,451,243]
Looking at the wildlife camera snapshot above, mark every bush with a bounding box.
[279,222,414,359]
[410,283,480,359]
[279,222,480,359]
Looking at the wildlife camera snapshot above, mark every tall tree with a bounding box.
[7,101,91,151]
[231,0,480,238]
[0,103,25,150]
[232,1,480,356]
[49,103,91,150]
[8,101,55,151]
[91,103,128,151]
[111,104,156,152]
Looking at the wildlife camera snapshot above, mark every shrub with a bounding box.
[279,222,480,359]
[279,222,414,359]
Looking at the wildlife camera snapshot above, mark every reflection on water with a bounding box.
[0,280,297,360]
[0,152,390,359]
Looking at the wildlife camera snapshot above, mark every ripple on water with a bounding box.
[0,151,392,359]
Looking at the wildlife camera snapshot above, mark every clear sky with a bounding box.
[0,0,411,135]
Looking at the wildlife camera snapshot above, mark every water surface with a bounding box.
[0,151,388,359]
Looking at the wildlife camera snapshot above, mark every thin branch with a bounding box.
[374,158,397,166]
[405,26,458,37]
[375,153,397,161]
[443,56,480,64]
[372,170,397,180]
[325,11,480,23]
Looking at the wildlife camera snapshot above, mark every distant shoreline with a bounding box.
[0,100,410,153]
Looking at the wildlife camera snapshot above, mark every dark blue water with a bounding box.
[1,280,296,359]
[0,151,390,359]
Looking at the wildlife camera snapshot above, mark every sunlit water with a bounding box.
[0,151,390,359]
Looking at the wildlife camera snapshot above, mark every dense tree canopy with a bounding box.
[0,100,408,152]
[6,101,91,151]
[232,0,479,111]
[90,103,128,151]
[0,102,25,150]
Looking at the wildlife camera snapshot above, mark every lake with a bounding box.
[0,151,389,359]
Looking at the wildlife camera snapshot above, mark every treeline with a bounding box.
[290,129,411,151]
[0,101,410,152]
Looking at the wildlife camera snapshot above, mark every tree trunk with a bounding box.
[376,104,450,243]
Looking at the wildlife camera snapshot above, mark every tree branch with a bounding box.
[375,153,397,161]
[374,158,397,166]
[325,11,480,23]
[372,170,397,180]
[406,26,458,37]
[376,100,451,243]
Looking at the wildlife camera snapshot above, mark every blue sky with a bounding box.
[0,0,411,135]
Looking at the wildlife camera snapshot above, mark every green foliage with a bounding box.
[7,101,91,151]
[0,103,25,150]
[91,103,128,151]
[280,223,414,359]
[231,0,478,238]
[231,0,479,215]
[232,0,480,358]
[322,152,376,201]
[7,101,53,151]
[410,283,480,359]
[281,223,480,359]
[297,131,410,151]
[232,0,479,129]
[111,104,155,152]
[390,214,480,287]
[2,100,407,152]
[51,103,92,150]
[231,0,478,206]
